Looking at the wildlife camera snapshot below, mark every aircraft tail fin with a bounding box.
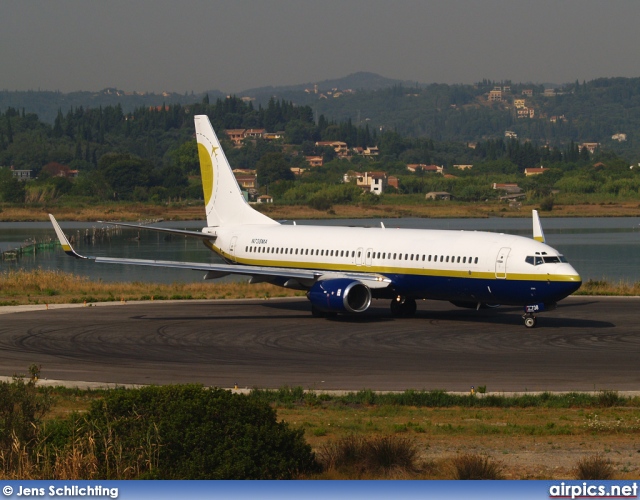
[194,115,278,227]
[532,209,546,243]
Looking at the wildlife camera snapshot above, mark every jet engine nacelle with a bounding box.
[307,278,372,314]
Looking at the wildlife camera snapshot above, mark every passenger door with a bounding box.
[495,247,511,279]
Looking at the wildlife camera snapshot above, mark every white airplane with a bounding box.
[49,115,582,328]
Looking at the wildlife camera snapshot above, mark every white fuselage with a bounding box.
[204,224,581,306]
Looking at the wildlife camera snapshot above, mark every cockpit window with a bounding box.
[526,254,568,265]
[525,256,545,266]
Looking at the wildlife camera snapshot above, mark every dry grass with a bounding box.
[449,453,505,480]
[6,388,640,479]
[574,454,615,480]
[318,435,422,478]
[277,403,640,479]
[2,201,640,222]
[1,270,637,308]
[0,403,160,480]
[0,269,304,306]
[576,279,640,296]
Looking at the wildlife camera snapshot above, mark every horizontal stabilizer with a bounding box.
[98,220,217,241]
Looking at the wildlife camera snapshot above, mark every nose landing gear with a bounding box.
[523,313,537,328]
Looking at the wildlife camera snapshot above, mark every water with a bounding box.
[1,217,639,284]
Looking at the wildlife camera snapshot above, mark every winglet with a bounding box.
[532,209,546,243]
[48,214,89,259]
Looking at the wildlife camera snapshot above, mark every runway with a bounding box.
[0,296,638,391]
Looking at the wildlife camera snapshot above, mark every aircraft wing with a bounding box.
[49,215,391,289]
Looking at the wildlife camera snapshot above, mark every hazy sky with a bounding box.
[2,0,640,93]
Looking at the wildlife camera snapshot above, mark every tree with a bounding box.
[256,152,294,186]
[98,153,154,199]
[0,168,25,202]
[169,141,199,174]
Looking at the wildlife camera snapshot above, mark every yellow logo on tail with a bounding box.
[197,143,214,205]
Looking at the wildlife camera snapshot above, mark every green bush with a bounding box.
[84,385,319,479]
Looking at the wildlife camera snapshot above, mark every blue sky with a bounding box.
[2,0,639,93]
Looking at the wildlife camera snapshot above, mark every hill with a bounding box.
[2,76,640,158]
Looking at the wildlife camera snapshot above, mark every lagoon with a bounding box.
[1,217,639,284]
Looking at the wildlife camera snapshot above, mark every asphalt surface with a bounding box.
[0,296,638,391]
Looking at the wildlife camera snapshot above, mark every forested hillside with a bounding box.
[3,76,640,159]
[0,89,638,209]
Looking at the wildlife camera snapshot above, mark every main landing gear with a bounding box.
[390,297,417,317]
[523,313,537,328]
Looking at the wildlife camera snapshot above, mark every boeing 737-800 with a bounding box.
[49,115,582,328]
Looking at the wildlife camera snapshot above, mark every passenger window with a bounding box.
[474,257,478,264]
[393,253,397,259]
[446,256,449,263]
[463,256,466,263]
[367,251,370,258]
[428,255,432,262]
[457,256,461,263]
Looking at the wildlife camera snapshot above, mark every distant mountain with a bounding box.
[239,72,415,95]
[223,72,421,109]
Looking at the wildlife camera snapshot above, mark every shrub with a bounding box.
[318,435,421,477]
[449,453,504,479]
[84,385,319,479]
[597,390,620,408]
[539,196,554,211]
[0,376,53,473]
[575,454,615,480]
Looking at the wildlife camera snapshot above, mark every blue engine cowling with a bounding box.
[307,279,372,314]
